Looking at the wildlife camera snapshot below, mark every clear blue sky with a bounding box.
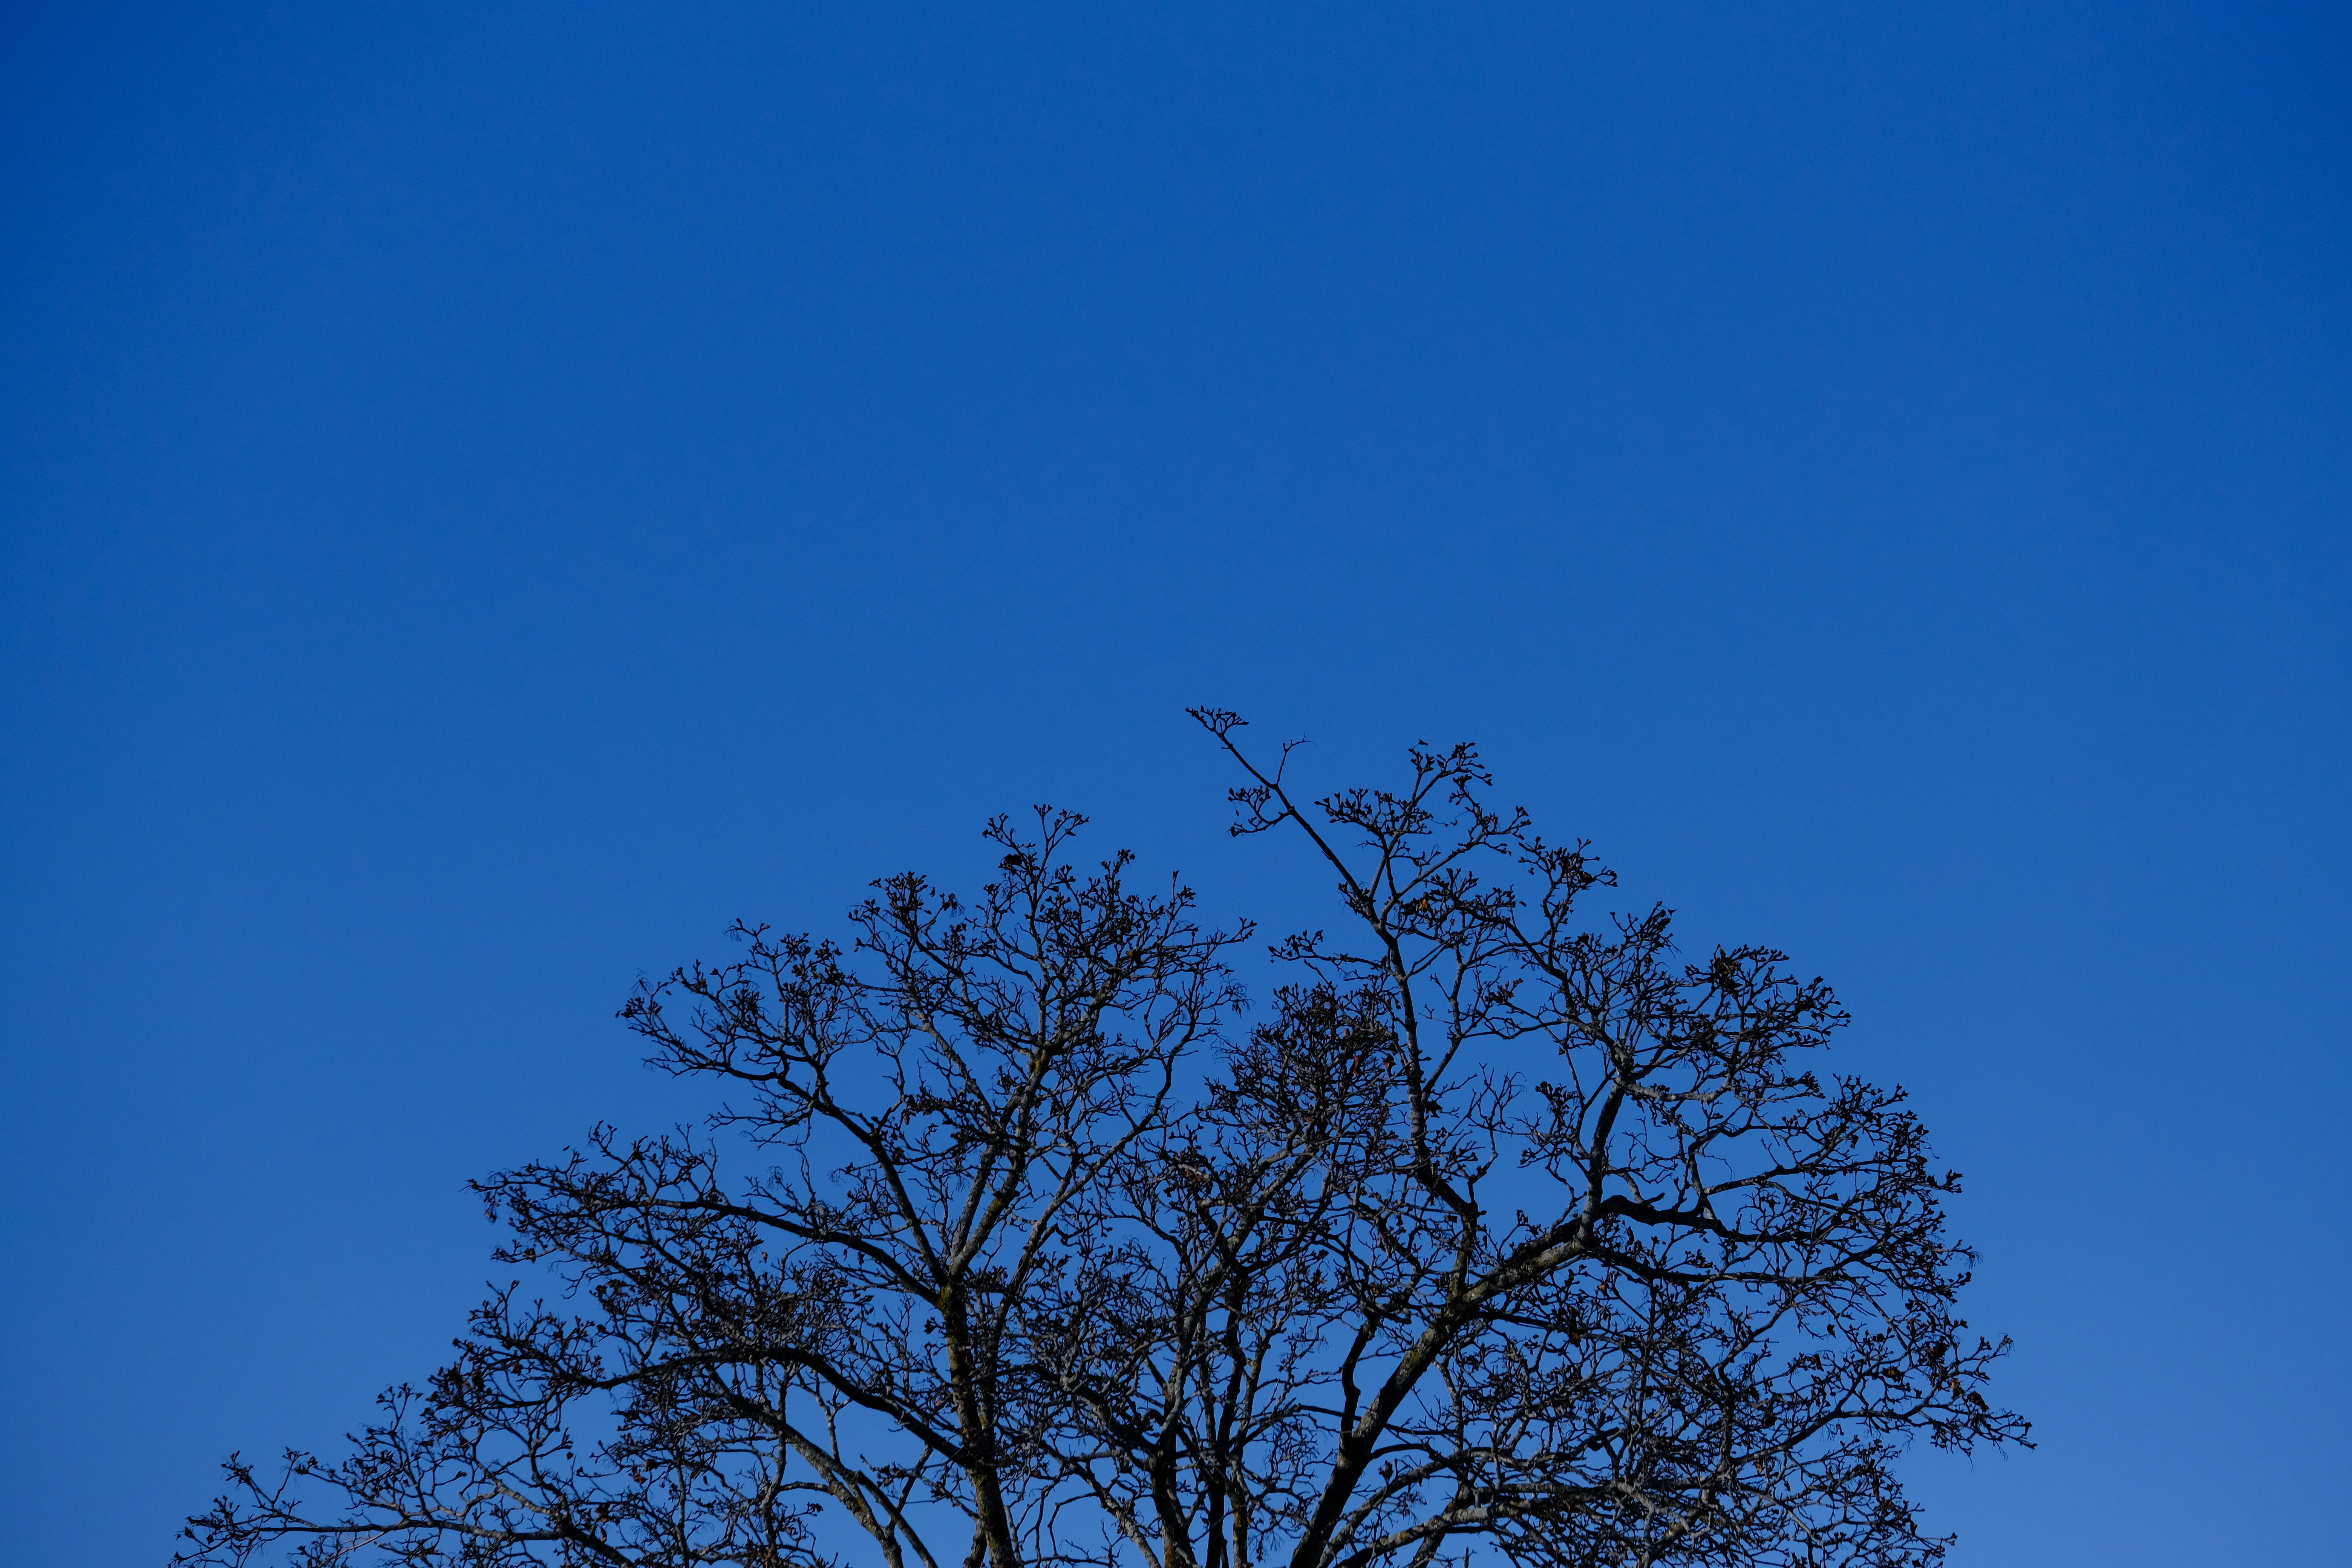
[3,5,2345,1563]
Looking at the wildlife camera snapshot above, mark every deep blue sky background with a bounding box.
[3,4,2347,1563]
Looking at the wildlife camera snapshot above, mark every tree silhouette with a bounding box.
[182,712,2025,1568]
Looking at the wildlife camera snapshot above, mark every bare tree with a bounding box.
[181,713,2026,1568]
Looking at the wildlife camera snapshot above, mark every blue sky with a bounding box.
[3,4,2346,1563]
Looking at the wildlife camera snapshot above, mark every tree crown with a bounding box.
[182,714,2025,1568]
